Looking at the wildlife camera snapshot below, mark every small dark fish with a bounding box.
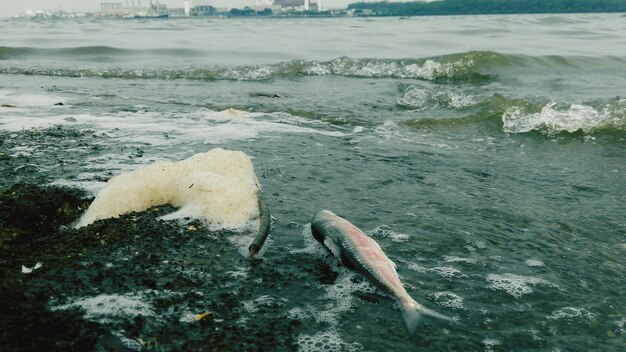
[248,190,271,256]
[311,210,452,332]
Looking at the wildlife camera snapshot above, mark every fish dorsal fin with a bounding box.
[324,237,342,261]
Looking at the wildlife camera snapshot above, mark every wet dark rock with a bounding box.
[0,183,300,351]
[0,184,89,246]
[249,92,281,98]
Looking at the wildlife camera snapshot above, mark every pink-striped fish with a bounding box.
[311,210,451,332]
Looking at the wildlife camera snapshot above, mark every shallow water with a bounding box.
[1,14,625,351]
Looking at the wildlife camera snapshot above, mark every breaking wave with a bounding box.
[1,49,624,82]
[502,100,626,134]
[2,46,625,84]
[401,95,626,134]
[0,57,480,82]
[0,50,498,82]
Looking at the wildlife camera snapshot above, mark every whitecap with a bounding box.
[502,100,626,134]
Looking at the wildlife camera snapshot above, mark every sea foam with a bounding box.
[76,148,261,230]
[486,273,553,298]
[49,290,169,324]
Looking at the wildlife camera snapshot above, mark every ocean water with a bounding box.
[1,14,625,351]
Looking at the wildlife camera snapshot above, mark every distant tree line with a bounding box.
[227,7,273,16]
[347,0,626,16]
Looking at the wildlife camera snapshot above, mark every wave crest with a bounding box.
[0,52,489,82]
[502,99,626,134]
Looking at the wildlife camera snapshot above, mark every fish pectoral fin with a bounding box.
[323,237,342,261]
[390,259,398,270]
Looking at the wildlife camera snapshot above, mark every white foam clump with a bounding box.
[290,225,333,259]
[429,291,465,310]
[483,338,502,352]
[442,255,478,265]
[547,307,596,320]
[96,332,143,352]
[525,259,546,267]
[367,225,409,243]
[76,148,261,230]
[486,273,553,298]
[408,263,467,279]
[50,290,160,323]
[429,266,468,278]
[502,101,623,134]
[312,270,378,326]
[616,317,626,334]
[0,90,67,108]
[296,330,362,352]
[241,295,282,314]
[287,307,308,321]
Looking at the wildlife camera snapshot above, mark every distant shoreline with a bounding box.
[347,0,626,17]
[3,11,626,21]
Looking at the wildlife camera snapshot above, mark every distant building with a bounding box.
[191,5,217,16]
[273,0,302,5]
[273,0,322,11]
[168,7,186,16]
[97,1,168,17]
[191,0,270,11]
[100,2,126,16]
[274,0,303,9]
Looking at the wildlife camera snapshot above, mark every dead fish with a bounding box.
[311,210,452,333]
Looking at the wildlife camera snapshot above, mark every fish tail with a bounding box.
[400,298,453,333]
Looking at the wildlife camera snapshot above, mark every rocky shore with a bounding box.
[0,129,301,351]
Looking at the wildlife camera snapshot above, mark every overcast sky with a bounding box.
[0,0,381,18]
